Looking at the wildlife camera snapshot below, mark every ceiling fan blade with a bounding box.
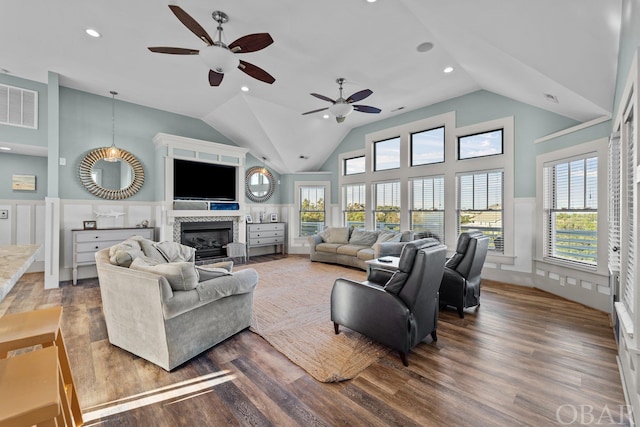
[346,89,373,103]
[209,70,224,86]
[168,5,214,46]
[229,33,274,53]
[302,107,329,115]
[310,93,336,104]
[353,105,381,114]
[238,60,275,84]
[148,47,199,55]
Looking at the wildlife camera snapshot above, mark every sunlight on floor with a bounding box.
[82,370,236,424]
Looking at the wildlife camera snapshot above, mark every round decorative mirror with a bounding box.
[245,166,275,203]
[78,147,144,199]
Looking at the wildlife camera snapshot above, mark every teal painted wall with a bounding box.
[279,173,333,205]
[58,87,240,201]
[319,90,587,203]
[244,154,282,205]
[0,153,47,199]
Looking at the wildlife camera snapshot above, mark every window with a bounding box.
[343,184,366,228]
[374,181,400,231]
[411,127,444,166]
[344,156,365,175]
[458,170,503,251]
[374,137,400,171]
[543,155,598,266]
[411,176,444,241]
[458,129,503,160]
[299,186,325,236]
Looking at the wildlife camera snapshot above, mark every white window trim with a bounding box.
[294,181,331,237]
[337,111,514,260]
[535,138,609,276]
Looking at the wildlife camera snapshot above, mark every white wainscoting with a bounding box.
[0,200,46,272]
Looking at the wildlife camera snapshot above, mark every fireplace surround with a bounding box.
[173,216,240,262]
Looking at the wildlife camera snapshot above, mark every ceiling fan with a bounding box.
[302,78,381,123]
[148,5,275,87]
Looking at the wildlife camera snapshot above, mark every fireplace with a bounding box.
[180,221,233,261]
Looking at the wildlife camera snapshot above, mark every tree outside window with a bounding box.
[299,186,325,236]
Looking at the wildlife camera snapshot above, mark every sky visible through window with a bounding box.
[412,127,444,166]
[375,137,400,170]
[345,156,365,175]
[458,129,503,160]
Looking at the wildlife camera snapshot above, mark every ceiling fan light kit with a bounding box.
[200,44,239,74]
[302,77,381,123]
[148,6,274,87]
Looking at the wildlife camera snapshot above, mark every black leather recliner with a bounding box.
[439,231,489,318]
[331,238,447,366]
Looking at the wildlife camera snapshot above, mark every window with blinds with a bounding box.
[0,83,38,129]
[609,133,621,275]
[299,186,325,236]
[374,181,400,231]
[543,155,598,266]
[410,176,445,242]
[343,184,366,228]
[621,111,636,314]
[458,170,503,252]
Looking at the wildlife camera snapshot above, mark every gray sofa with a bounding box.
[308,227,415,270]
[95,236,258,371]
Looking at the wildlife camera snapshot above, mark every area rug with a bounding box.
[237,257,390,382]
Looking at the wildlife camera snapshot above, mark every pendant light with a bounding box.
[104,90,121,162]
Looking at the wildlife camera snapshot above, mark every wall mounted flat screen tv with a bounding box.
[173,158,237,201]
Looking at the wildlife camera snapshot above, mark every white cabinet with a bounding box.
[246,222,285,260]
[71,227,153,285]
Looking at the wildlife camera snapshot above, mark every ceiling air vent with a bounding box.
[0,83,38,129]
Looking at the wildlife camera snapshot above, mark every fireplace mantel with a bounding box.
[153,133,250,243]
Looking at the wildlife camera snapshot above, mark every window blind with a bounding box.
[457,170,503,251]
[608,133,621,274]
[411,176,445,241]
[622,113,636,314]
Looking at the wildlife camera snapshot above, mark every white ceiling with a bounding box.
[0,0,621,173]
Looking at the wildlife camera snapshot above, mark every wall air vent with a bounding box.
[543,93,559,103]
[0,83,38,129]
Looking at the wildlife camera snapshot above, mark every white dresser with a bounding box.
[71,227,153,285]
[246,222,285,260]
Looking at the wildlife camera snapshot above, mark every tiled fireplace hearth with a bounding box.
[172,216,241,261]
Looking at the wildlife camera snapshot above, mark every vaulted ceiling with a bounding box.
[0,0,621,173]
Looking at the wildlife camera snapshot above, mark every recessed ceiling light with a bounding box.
[241,86,249,92]
[366,0,377,3]
[416,42,434,53]
[0,147,11,151]
[323,114,330,119]
[443,66,454,73]
[85,28,101,38]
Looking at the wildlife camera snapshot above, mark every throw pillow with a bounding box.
[154,241,196,263]
[196,266,232,282]
[131,236,167,262]
[349,229,379,246]
[376,231,402,243]
[108,239,144,267]
[323,227,349,244]
[384,271,408,294]
[130,258,199,291]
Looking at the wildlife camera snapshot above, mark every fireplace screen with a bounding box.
[180,221,233,260]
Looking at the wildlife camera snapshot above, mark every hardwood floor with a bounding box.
[0,256,630,426]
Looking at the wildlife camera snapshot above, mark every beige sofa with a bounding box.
[308,227,415,270]
[95,236,258,371]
